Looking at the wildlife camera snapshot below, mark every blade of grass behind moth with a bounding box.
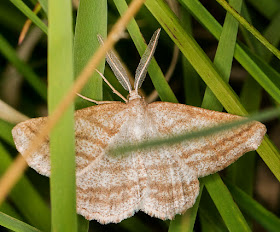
[178,0,280,106]
[198,0,250,230]
[9,0,47,34]
[48,0,77,231]
[0,35,47,101]
[225,181,280,232]
[74,0,106,230]
[239,3,263,56]
[113,0,178,103]
[145,0,280,182]
[216,0,280,60]
[246,0,280,20]
[0,119,14,147]
[38,0,48,15]
[0,3,26,31]
[168,184,203,232]
[199,189,227,232]
[201,0,242,111]
[239,9,280,114]
[201,174,250,231]
[0,212,41,232]
[0,202,23,221]
[119,217,154,232]
[181,8,202,107]
[0,142,51,231]
[73,0,106,110]
[227,3,280,197]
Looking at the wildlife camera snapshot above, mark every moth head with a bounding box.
[128,90,143,101]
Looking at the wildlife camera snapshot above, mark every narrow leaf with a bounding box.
[0,142,51,231]
[9,0,47,34]
[73,0,107,109]
[0,34,47,101]
[0,212,41,232]
[48,0,77,231]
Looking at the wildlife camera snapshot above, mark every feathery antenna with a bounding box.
[134,29,161,91]
[97,35,132,93]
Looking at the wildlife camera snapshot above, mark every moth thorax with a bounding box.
[128,90,141,101]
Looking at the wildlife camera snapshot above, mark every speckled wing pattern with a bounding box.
[12,100,266,224]
[148,102,266,178]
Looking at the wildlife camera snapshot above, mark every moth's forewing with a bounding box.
[148,102,266,177]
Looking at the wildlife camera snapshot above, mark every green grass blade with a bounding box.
[113,0,178,103]
[119,217,154,232]
[198,0,251,230]
[216,0,280,60]
[0,202,23,221]
[228,2,280,196]
[238,42,280,103]
[38,0,48,15]
[145,0,280,182]
[246,0,280,19]
[201,175,250,231]
[258,11,280,60]
[178,0,280,106]
[181,9,201,107]
[226,181,280,232]
[73,1,107,229]
[77,215,89,232]
[0,2,26,31]
[0,142,51,231]
[48,0,77,231]
[201,0,242,111]
[9,0,47,34]
[239,3,263,56]
[0,34,47,101]
[0,212,41,232]
[199,189,228,232]
[0,119,14,146]
[73,0,107,109]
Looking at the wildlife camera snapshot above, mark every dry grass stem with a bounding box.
[18,3,41,45]
[0,100,29,123]
[0,0,146,204]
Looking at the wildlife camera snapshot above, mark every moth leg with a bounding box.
[95,69,128,103]
[76,93,120,105]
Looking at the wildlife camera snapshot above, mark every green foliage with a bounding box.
[1,0,280,231]
[48,0,76,231]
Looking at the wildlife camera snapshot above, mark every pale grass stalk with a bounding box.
[0,0,147,204]
[0,100,29,124]
[18,3,41,45]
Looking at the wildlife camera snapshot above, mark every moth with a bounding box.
[12,29,266,224]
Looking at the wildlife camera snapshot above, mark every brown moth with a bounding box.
[12,29,266,224]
